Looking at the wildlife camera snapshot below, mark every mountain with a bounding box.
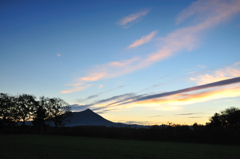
[64,109,116,127]
[22,109,133,127]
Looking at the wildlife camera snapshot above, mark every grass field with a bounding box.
[0,135,240,159]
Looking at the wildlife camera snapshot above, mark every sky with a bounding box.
[1,0,240,125]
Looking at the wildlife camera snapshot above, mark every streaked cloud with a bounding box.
[175,113,199,116]
[122,120,152,125]
[71,77,240,113]
[115,77,240,110]
[95,93,136,105]
[98,84,103,89]
[68,25,198,87]
[176,0,240,24]
[130,77,240,103]
[82,94,98,101]
[76,85,125,102]
[70,93,136,112]
[135,85,240,106]
[78,58,140,82]
[147,115,164,118]
[70,104,92,112]
[190,62,240,85]
[80,72,107,82]
[138,83,164,93]
[62,0,240,94]
[60,84,92,94]
[127,31,157,49]
[188,116,202,118]
[118,9,150,28]
[66,83,83,87]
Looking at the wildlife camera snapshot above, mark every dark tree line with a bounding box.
[0,93,71,131]
[47,107,240,145]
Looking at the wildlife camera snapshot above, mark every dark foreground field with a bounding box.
[1,135,240,159]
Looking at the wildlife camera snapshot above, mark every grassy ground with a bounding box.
[0,135,240,159]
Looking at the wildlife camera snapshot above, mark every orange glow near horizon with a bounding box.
[134,85,240,106]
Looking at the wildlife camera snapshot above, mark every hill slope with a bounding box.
[65,109,115,127]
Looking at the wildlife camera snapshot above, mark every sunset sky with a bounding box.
[1,0,240,125]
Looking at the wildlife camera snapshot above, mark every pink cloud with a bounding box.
[118,10,149,28]
[69,27,196,86]
[61,0,240,94]
[108,58,140,68]
[60,84,92,94]
[75,25,200,84]
[128,31,157,49]
[80,72,107,82]
[190,63,240,85]
[176,0,240,24]
[98,84,103,89]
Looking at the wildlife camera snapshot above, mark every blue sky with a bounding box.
[1,0,240,125]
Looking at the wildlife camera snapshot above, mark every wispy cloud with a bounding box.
[129,88,238,112]
[80,72,107,82]
[66,25,198,89]
[176,0,240,24]
[123,120,152,125]
[138,83,164,93]
[118,9,150,28]
[70,93,136,112]
[127,31,157,49]
[70,104,92,112]
[147,115,164,118]
[190,62,240,85]
[60,84,92,94]
[78,58,141,82]
[66,83,83,87]
[95,93,136,105]
[118,78,240,110]
[76,85,125,102]
[188,116,202,118]
[127,77,240,105]
[83,94,98,101]
[175,113,200,116]
[57,54,61,57]
[61,0,240,94]
[135,84,239,111]
[71,77,240,113]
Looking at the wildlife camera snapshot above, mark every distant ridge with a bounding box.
[65,109,115,127]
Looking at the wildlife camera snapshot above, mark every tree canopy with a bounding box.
[208,107,240,129]
[0,93,71,129]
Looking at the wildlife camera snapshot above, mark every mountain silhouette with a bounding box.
[65,109,116,127]
[21,109,119,127]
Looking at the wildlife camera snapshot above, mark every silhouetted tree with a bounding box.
[32,96,48,132]
[0,93,16,127]
[208,107,240,129]
[16,94,36,126]
[48,98,72,128]
[208,113,222,128]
